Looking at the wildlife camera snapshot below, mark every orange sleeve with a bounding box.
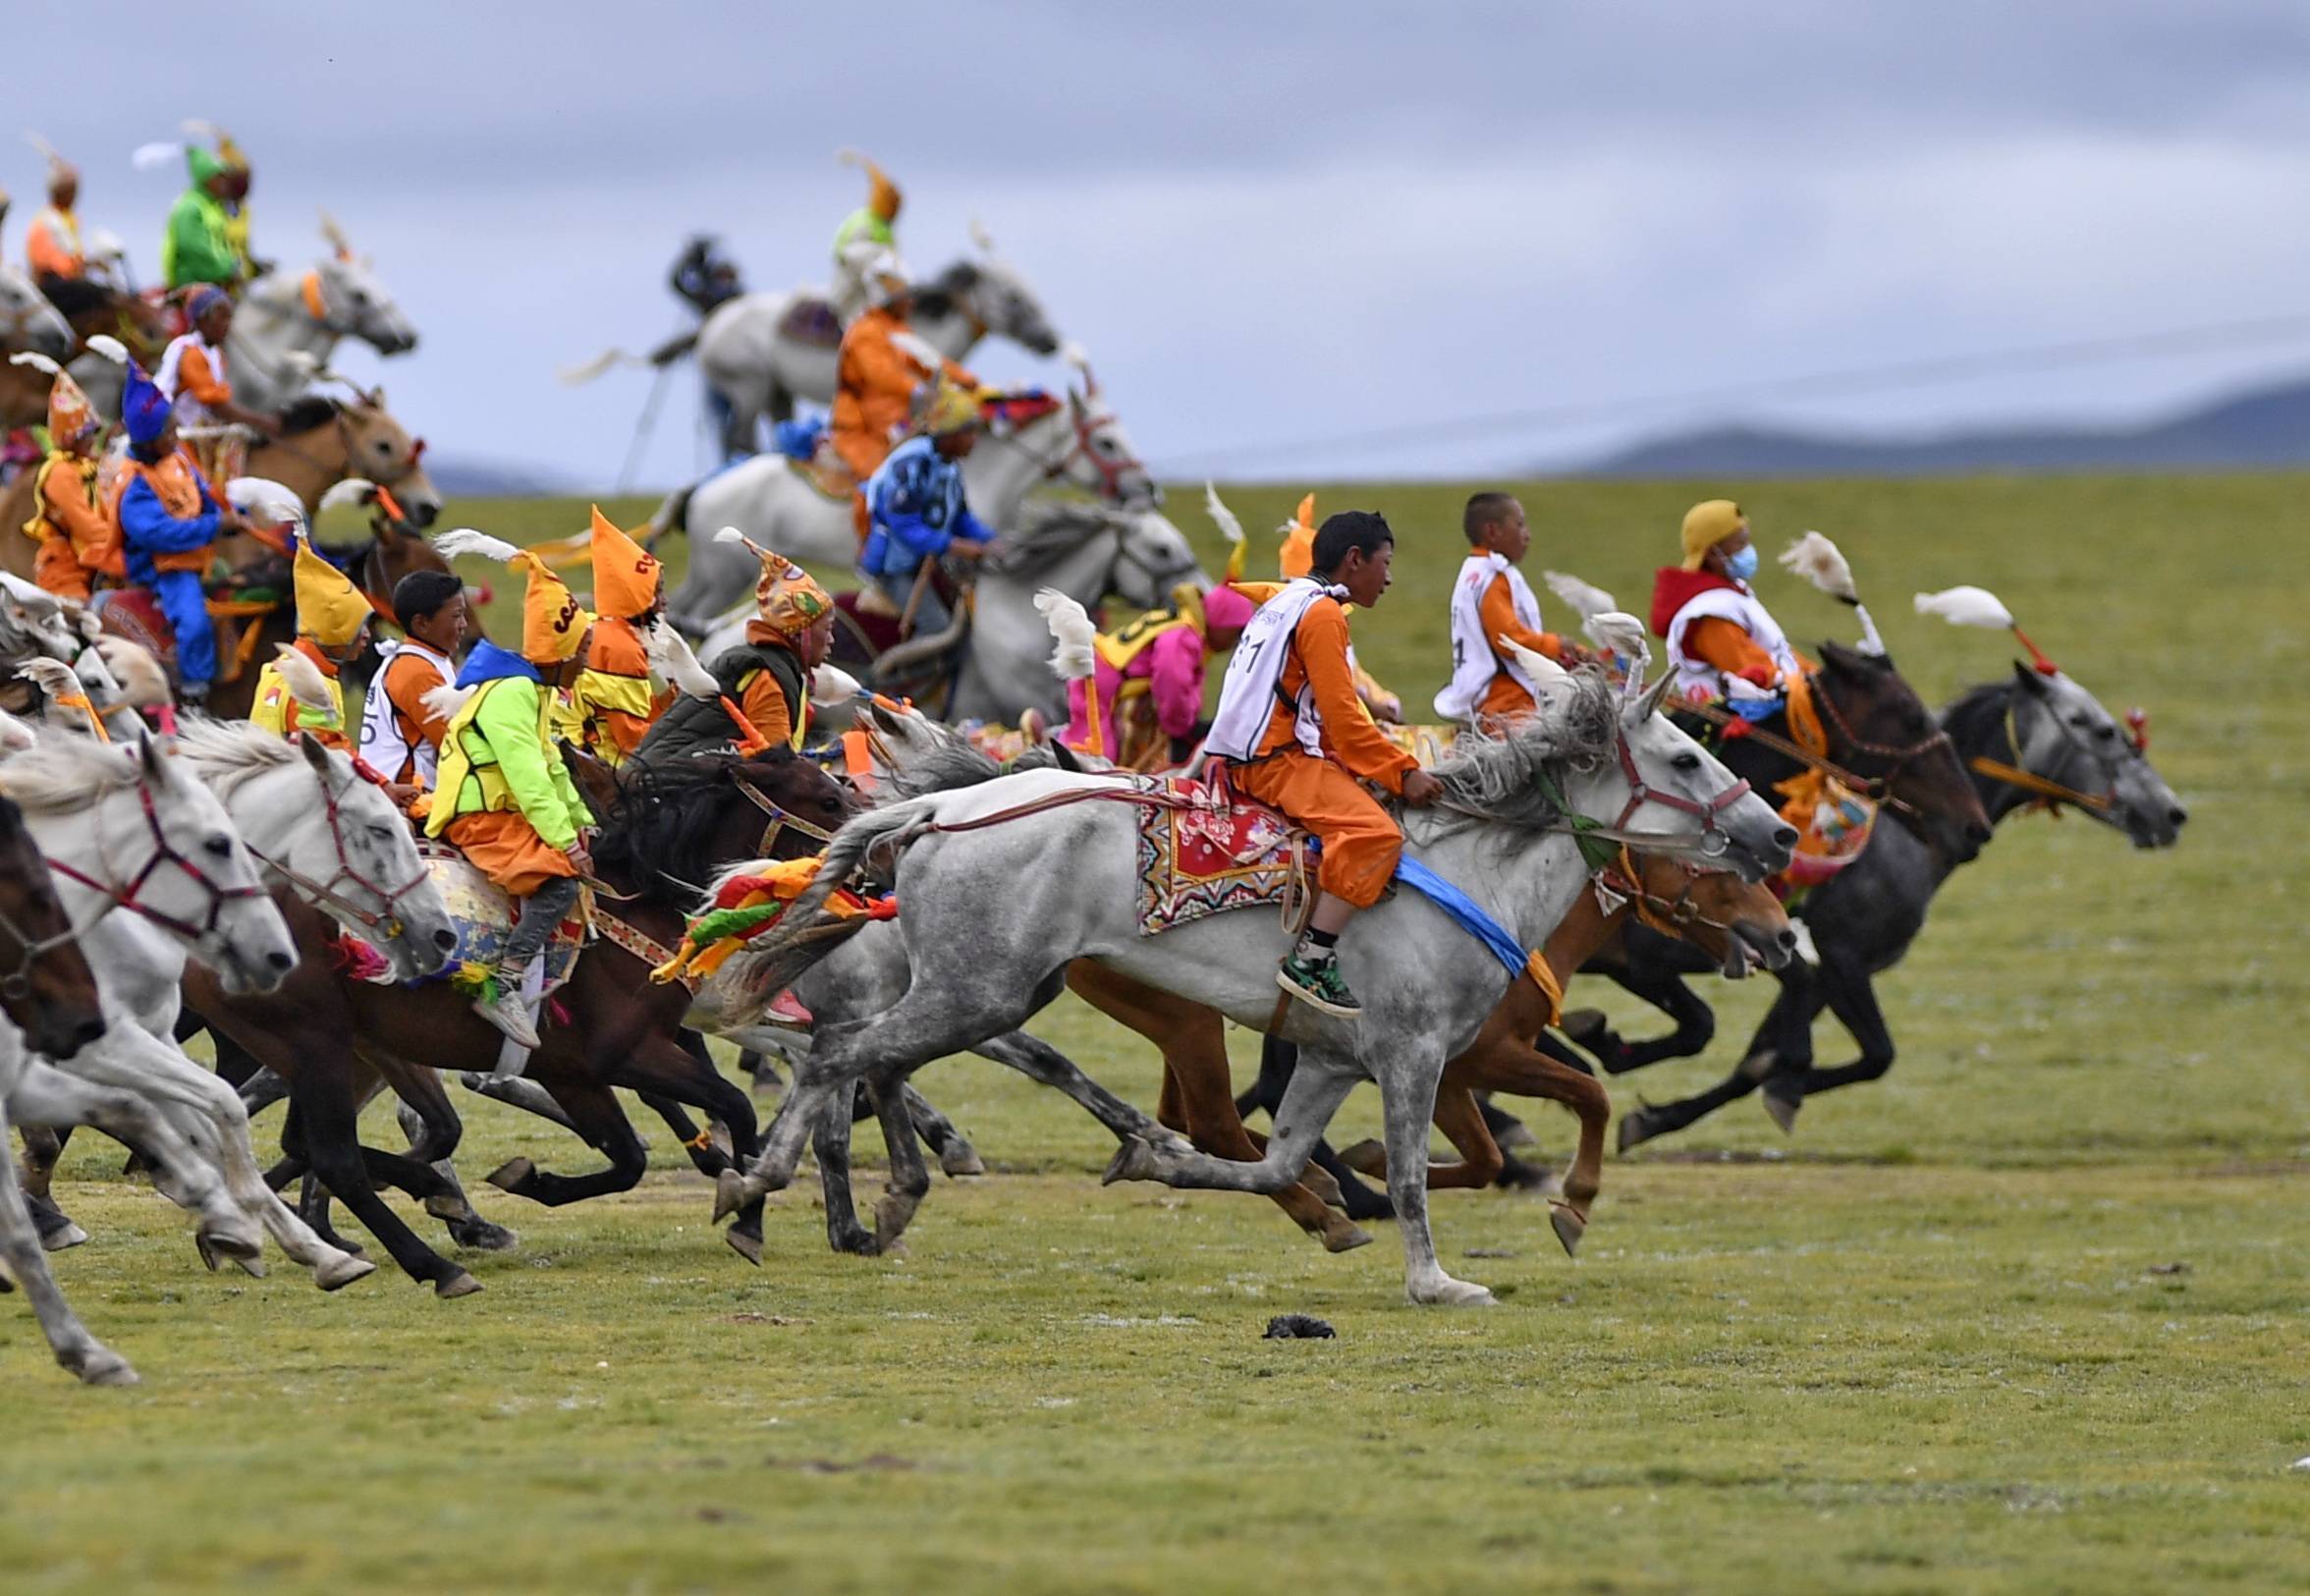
[1684,617,1780,687]
[39,466,111,556]
[1295,601,1418,793]
[27,219,76,281]
[386,656,451,750]
[737,668,793,747]
[1479,573,1563,662]
[179,344,233,406]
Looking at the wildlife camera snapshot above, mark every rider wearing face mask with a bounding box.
[1649,498,1802,718]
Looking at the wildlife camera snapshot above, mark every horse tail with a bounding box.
[759,799,937,950]
[557,348,643,386]
[646,480,695,544]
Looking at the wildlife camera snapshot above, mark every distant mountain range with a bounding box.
[426,456,578,499]
[1585,372,2310,477]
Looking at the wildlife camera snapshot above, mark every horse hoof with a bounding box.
[74,1351,141,1388]
[315,1253,377,1292]
[484,1157,534,1193]
[1559,1008,1611,1047]
[231,1251,267,1280]
[938,1141,986,1179]
[195,1229,261,1273]
[873,1192,919,1241]
[1101,1138,1162,1186]
[1412,1277,1498,1308]
[712,1169,752,1223]
[724,1227,765,1268]
[40,1222,90,1253]
[1322,1222,1374,1254]
[434,1270,484,1299]
[1616,1108,1659,1154]
[1549,1202,1588,1258]
[450,1218,521,1253]
[1336,1139,1386,1180]
[1761,1089,1801,1135]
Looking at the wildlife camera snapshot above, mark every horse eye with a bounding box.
[204,836,232,858]
[368,824,396,842]
[2095,725,2116,741]
[375,440,394,456]
[1673,751,1701,771]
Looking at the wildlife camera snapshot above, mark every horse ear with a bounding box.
[1046,739,1084,774]
[370,385,387,409]
[1624,670,1677,725]
[296,731,332,775]
[868,700,907,736]
[2012,660,2050,695]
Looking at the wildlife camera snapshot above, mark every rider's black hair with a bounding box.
[391,570,467,628]
[1310,511,1394,576]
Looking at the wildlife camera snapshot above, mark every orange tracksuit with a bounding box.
[1231,596,1417,908]
[828,306,974,481]
[25,455,115,601]
[1474,570,1568,720]
[1680,617,1784,689]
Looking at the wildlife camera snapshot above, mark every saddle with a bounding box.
[1132,769,1312,936]
[399,841,587,992]
[776,296,844,350]
[94,580,285,688]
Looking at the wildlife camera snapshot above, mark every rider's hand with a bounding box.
[1368,694,1404,725]
[567,840,592,875]
[951,540,989,562]
[1401,769,1445,808]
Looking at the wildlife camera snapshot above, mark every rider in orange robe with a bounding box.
[828,257,975,486]
[15,355,115,601]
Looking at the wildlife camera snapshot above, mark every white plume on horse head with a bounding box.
[557,348,647,386]
[1914,585,2015,630]
[319,477,379,514]
[1202,482,1246,552]
[645,622,718,700]
[968,218,999,259]
[226,477,308,531]
[1585,611,1653,687]
[1034,588,1097,683]
[1544,571,1622,649]
[317,209,354,261]
[1779,531,1859,604]
[14,656,90,715]
[434,528,522,566]
[8,351,63,377]
[94,638,170,709]
[269,644,336,713]
[1498,636,1577,700]
[83,334,129,365]
[130,141,184,173]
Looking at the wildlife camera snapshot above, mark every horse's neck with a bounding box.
[908,304,983,364]
[245,425,345,505]
[1949,685,2036,829]
[1404,825,1592,956]
[966,420,1066,521]
[213,764,318,864]
[232,285,336,381]
[1538,887,1622,988]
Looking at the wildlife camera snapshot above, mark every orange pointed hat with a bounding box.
[1278,493,1317,579]
[587,504,662,620]
[437,528,587,664]
[8,353,97,450]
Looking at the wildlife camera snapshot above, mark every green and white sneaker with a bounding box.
[1277,952,1362,1018]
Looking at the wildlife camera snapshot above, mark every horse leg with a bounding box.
[287,1053,478,1296]
[1243,1035,1394,1223]
[858,1069,937,1252]
[483,1070,650,1211]
[17,1127,83,1249]
[382,1067,518,1254]
[902,1084,983,1178]
[1769,957,1897,1118]
[1589,965,1719,1075]
[810,1085,876,1255]
[1371,1050,1495,1306]
[1615,1057,1773,1151]
[0,1108,137,1385]
[586,1032,769,1261]
[1105,1050,1360,1197]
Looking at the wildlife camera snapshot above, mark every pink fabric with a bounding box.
[1063,625,1210,754]
[1201,583,1254,633]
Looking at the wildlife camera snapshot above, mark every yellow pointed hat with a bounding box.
[520,552,588,663]
[587,504,662,620]
[293,537,375,647]
[1278,493,1317,580]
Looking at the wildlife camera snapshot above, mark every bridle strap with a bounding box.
[248,766,430,941]
[735,775,840,856]
[45,781,267,943]
[0,895,89,1004]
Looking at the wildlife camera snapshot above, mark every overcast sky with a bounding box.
[14,2,2310,488]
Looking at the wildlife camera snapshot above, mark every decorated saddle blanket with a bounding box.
[1133,770,1309,935]
[1774,771,1878,897]
[777,296,845,350]
[392,840,587,992]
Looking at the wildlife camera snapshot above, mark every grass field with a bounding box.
[5,474,2307,1594]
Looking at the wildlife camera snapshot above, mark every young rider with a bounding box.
[1647,498,1800,716]
[1064,580,1255,769]
[359,569,468,792]
[637,543,834,760]
[13,354,115,602]
[110,360,235,705]
[1206,511,1444,1018]
[1434,490,1573,727]
[250,535,375,749]
[556,505,665,766]
[426,541,595,1050]
[859,380,993,638]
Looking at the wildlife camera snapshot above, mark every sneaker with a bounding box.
[1277,953,1362,1018]
[473,984,541,1051]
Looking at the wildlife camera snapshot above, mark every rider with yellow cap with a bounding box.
[859,379,994,639]
[251,536,376,749]
[554,506,665,766]
[427,531,596,1050]
[637,537,834,762]
[1648,498,1801,716]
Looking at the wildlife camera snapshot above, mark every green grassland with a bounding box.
[4,474,2307,1594]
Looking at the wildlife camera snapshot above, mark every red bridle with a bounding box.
[1609,734,1752,859]
[248,767,431,945]
[45,782,269,943]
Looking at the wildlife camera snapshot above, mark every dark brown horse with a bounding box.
[186,747,855,1294]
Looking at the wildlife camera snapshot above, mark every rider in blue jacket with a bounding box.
[858,381,992,636]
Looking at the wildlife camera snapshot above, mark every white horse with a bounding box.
[0,265,73,359]
[721,667,1798,1305]
[659,379,1163,620]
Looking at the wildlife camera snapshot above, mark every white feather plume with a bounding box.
[1585,610,1652,670]
[15,656,88,713]
[889,328,943,372]
[1202,481,1246,552]
[1060,339,1093,373]
[181,119,225,141]
[434,528,522,566]
[83,334,129,365]
[1035,588,1097,683]
[94,638,171,709]
[645,622,718,699]
[0,709,40,756]
[269,643,335,712]
[24,131,63,165]
[557,348,643,386]
[226,476,307,529]
[1542,570,1618,621]
[1913,585,2015,630]
[131,141,184,173]
[319,477,378,513]
[8,352,62,377]
[1779,530,1859,604]
[1500,635,1573,690]
[713,525,760,552]
[811,664,862,706]
[421,682,474,726]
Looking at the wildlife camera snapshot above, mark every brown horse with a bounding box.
[186,748,857,1294]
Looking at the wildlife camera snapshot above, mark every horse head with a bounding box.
[1059,360,1160,509]
[0,265,73,359]
[309,234,418,357]
[1813,639,1993,863]
[919,254,1060,358]
[1612,670,1797,882]
[334,389,441,527]
[0,790,105,1058]
[291,731,458,978]
[2008,664,2187,850]
[1107,508,1202,610]
[1622,849,1796,978]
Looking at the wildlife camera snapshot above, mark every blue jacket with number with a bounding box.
[859,434,992,578]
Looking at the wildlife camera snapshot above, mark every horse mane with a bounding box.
[881,720,1070,798]
[278,395,345,434]
[0,736,146,813]
[910,259,982,320]
[591,749,818,908]
[170,716,309,795]
[981,503,1129,581]
[1411,671,1621,835]
[1938,680,2014,755]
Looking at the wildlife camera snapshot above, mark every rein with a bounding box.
[44,781,268,943]
[734,774,841,856]
[1968,692,2114,816]
[1685,672,1948,821]
[1593,846,1738,938]
[247,766,431,944]
[0,884,90,1004]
